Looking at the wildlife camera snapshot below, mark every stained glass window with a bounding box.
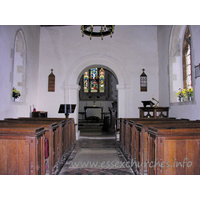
[84,71,89,92]
[99,68,105,93]
[83,68,105,93]
[90,68,98,93]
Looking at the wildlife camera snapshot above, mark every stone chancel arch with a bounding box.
[64,53,130,137]
[66,53,128,86]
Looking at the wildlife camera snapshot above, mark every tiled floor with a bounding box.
[58,130,134,175]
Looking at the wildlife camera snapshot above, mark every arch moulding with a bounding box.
[64,54,130,139]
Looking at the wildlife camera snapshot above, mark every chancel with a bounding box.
[1,25,200,176]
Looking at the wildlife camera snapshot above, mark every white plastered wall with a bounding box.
[37,25,159,139]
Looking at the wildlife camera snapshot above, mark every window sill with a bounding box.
[170,100,196,106]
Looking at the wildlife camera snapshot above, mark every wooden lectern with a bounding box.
[139,101,169,118]
[141,101,154,107]
[58,104,76,118]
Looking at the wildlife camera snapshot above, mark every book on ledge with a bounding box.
[141,101,155,107]
[58,104,76,117]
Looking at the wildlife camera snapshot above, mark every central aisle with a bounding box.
[59,137,134,175]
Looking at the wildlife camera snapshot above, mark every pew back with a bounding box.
[0,118,75,175]
[119,118,200,175]
[148,128,200,175]
[0,127,45,175]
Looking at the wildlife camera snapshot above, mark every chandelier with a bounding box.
[81,25,114,40]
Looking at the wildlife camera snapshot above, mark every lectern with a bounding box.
[139,101,169,118]
[141,101,154,107]
[58,104,76,118]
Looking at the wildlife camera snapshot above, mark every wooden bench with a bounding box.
[1,118,76,175]
[147,127,200,175]
[118,118,200,175]
[119,118,189,156]
[0,126,46,175]
[0,121,59,175]
[6,117,76,151]
[16,117,76,148]
[136,120,200,175]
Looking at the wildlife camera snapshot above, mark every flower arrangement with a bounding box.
[177,88,186,101]
[186,87,193,97]
[186,87,193,101]
[12,87,21,100]
[177,87,193,102]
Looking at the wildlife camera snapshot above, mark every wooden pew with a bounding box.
[16,117,76,157]
[120,117,191,154]
[0,121,58,175]
[0,126,46,175]
[119,118,188,156]
[118,118,200,175]
[15,117,76,148]
[134,120,200,174]
[118,118,189,145]
[135,122,200,175]
[2,118,76,174]
[147,127,200,175]
[6,117,76,149]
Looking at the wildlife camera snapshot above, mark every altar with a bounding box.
[84,106,104,120]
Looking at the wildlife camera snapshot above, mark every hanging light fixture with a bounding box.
[81,25,114,40]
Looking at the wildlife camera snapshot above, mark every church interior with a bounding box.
[0,6,199,197]
[1,24,200,167]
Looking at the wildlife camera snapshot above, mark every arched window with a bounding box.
[90,68,98,93]
[99,68,105,93]
[12,30,26,102]
[83,71,89,93]
[182,26,192,90]
[169,25,194,103]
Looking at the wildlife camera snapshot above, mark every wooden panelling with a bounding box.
[163,140,175,175]
[186,140,199,175]
[175,140,186,175]
[7,140,18,175]
[0,140,6,174]
[18,140,30,175]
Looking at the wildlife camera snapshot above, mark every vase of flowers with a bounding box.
[186,88,193,101]
[177,88,186,102]
[12,87,21,101]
